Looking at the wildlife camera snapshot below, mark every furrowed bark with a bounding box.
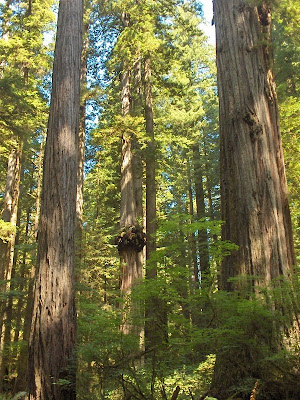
[212,1,298,397]
[28,0,83,398]
[118,12,143,337]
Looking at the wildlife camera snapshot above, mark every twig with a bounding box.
[170,386,180,400]
[199,391,209,400]
[188,388,195,400]
[250,381,259,400]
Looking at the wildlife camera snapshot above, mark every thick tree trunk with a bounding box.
[76,15,88,269]
[28,1,83,399]
[119,144,143,335]
[214,0,295,288]
[212,1,297,397]
[118,14,144,334]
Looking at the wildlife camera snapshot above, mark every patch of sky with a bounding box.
[199,0,215,45]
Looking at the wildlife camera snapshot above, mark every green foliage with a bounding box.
[77,269,300,399]
[273,0,300,255]
[0,220,16,242]
[0,393,27,400]
[1,0,297,398]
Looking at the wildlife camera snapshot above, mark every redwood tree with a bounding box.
[212,0,297,397]
[28,0,83,398]
[214,0,295,290]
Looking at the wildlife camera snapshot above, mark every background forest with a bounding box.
[0,0,299,399]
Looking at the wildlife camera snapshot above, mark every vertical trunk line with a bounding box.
[0,141,22,391]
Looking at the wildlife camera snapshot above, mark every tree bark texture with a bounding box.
[212,1,297,397]
[28,0,83,399]
[119,67,143,292]
[14,142,44,394]
[119,14,143,334]
[214,0,295,290]
[76,15,89,268]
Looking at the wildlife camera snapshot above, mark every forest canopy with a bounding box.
[0,0,299,400]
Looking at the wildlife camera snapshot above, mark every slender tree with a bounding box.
[212,0,297,397]
[144,54,167,350]
[192,143,210,281]
[0,141,22,390]
[28,0,83,398]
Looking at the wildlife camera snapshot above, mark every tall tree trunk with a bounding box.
[144,56,156,269]
[192,144,210,282]
[214,0,295,289]
[117,11,144,337]
[119,79,143,333]
[212,1,297,397]
[28,0,83,398]
[0,141,22,391]
[14,142,44,394]
[187,159,199,287]
[76,10,89,271]
[144,55,167,352]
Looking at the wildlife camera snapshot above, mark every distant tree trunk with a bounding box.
[187,159,199,287]
[192,144,209,281]
[144,55,167,351]
[12,207,30,394]
[119,72,143,333]
[28,0,83,399]
[144,56,156,269]
[117,12,144,337]
[0,141,22,391]
[212,0,297,397]
[0,142,22,283]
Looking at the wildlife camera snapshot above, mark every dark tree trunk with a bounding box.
[14,140,44,394]
[212,1,297,397]
[187,159,199,287]
[192,144,210,282]
[76,14,89,270]
[214,0,295,289]
[0,141,22,391]
[145,56,156,265]
[215,0,295,289]
[118,11,144,338]
[144,56,167,351]
[28,0,83,398]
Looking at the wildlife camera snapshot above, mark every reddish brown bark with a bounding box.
[28,0,83,398]
[212,0,297,397]
[214,0,295,290]
[118,11,144,338]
